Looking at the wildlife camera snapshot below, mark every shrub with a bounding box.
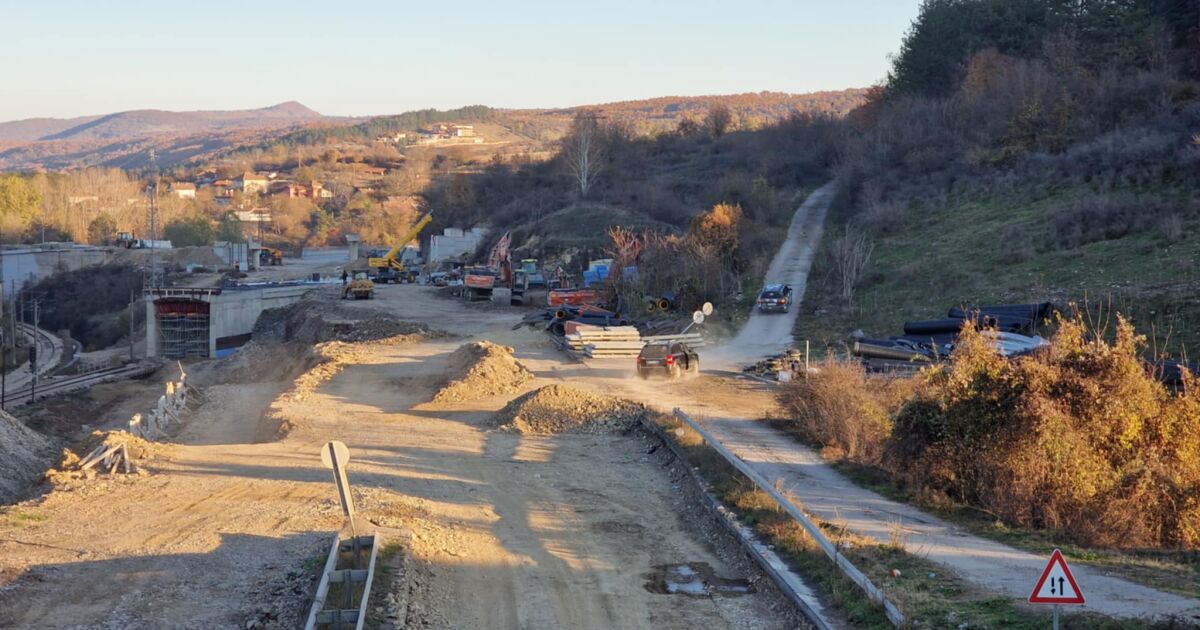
[776,359,913,464]
[888,314,1200,548]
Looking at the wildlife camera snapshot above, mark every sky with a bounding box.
[0,0,921,122]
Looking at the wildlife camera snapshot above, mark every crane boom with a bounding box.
[383,212,433,262]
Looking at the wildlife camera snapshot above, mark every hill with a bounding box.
[796,0,1200,353]
[0,101,323,142]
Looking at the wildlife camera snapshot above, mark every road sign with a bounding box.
[701,302,714,316]
[321,441,356,529]
[1029,549,1085,605]
[692,311,706,325]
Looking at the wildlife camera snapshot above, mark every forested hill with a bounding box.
[798,0,1200,352]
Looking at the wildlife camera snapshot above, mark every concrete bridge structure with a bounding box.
[145,283,314,359]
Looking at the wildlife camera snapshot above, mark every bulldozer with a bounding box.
[259,246,284,266]
[342,272,375,300]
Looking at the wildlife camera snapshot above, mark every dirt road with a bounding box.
[713,182,834,368]
[680,186,1200,619]
[0,286,802,629]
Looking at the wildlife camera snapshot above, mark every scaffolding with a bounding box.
[155,298,210,359]
[157,313,209,358]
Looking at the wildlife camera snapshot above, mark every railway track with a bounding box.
[1,363,153,407]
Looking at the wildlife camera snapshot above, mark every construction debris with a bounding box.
[48,430,164,483]
[129,363,197,440]
[495,385,646,435]
[432,341,533,403]
[743,348,809,380]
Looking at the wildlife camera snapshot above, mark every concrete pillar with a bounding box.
[346,234,361,262]
[144,298,158,358]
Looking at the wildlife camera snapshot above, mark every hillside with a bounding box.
[796,0,1200,354]
[0,102,332,171]
[0,101,323,142]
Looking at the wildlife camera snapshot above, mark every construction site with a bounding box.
[0,186,1196,630]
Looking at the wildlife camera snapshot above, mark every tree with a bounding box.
[0,174,40,222]
[87,212,118,245]
[216,211,245,243]
[705,105,734,137]
[561,112,607,198]
[830,225,874,307]
[164,214,215,246]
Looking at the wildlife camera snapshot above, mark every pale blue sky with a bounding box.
[0,1,920,121]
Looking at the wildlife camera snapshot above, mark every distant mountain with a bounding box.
[0,102,323,142]
[0,91,869,172]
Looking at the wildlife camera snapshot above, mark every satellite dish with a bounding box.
[701,302,714,316]
[692,311,706,325]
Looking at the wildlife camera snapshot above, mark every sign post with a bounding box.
[1029,549,1085,629]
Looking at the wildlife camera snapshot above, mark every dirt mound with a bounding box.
[254,296,435,345]
[0,411,56,504]
[432,341,533,403]
[495,385,646,435]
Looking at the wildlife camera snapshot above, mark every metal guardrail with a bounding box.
[671,408,906,627]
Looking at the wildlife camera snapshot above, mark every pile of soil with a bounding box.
[254,297,435,345]
[0,411,56,504]
[432,341,533,403]
[494,385,646,435]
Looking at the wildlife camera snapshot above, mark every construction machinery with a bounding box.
[463,231,514,301]
[116,231,172,249]
[368,212,433,283]
[520,259,546,288]
[342,272,375,300]
[259,246,284,266]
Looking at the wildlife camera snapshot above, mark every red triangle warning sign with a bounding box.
[1029,549,1086,605]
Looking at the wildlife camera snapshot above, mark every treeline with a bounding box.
[840,0,1200,207]
[421,108,840,293]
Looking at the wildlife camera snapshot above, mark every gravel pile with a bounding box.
[495,385,646,435]
[432,341,533,403]
[0,411,56,504]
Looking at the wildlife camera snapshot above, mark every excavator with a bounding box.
[368,212,433,283]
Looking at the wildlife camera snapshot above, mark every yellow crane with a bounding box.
[367,212,434,283]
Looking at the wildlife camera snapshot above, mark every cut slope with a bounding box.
[0,411,55,504]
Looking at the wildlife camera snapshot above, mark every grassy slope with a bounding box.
[796,185,1200,355]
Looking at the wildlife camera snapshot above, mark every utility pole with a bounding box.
[30,298,37,403]
[129,290,136,361]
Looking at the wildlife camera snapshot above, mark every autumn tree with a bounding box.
[0,174,40,241]
[561,112,607,198]
[87,212,118,245]
[216,211,245,243]
[164,214,215,246]
[704,105,734,137]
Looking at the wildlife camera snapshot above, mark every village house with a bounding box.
[237,172,269,195]
[169,182,196,199]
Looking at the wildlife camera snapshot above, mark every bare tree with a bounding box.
[830,225,874,306]
[562,112,606,198]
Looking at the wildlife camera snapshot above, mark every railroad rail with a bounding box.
[2,363,154,407]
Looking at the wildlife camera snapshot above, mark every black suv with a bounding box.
[757,284,793,313]
[636,342,699,379]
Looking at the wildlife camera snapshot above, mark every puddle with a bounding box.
[643,562,755,597]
